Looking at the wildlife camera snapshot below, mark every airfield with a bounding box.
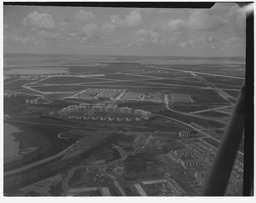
[4,57,244,196]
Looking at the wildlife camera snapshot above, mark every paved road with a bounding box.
[154,113,244,157]
[5,144,75,176]
[192,73,234,104]
[147,65,245,79]
[163,94,227,124]
[192,105,234,114]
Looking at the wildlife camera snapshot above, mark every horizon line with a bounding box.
[3,52,246,59]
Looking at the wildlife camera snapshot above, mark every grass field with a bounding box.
[4,79,43,95]
[37,76,107,84]
[212,84,242,89]
[167,88,230,105]
[200,76,244,86]
[196,111,231,118]
[224,90,240,98]
[80,80,207,89]
[30,85,86,92]
[135,70,192,78]
[158,109,226,129]
[139,79,206,87]
[103,73,157,81]
[162,63,245,77]
[117,101,166,113]
[4,80,30,90]
[190,91,230,104]
[171,104,214,113]
[174,77,201,82]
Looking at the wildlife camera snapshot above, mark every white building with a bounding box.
[134,109,151,117]
[120,106,132,113]
[178,131,190,138]
[105,104,118,112]
[92,105,105,112]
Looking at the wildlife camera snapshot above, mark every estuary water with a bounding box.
[4,122,21,158]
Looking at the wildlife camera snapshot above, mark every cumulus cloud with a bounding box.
[81,23,99,35]
[73,9,95,23]
[101,22,116,33]
[5,35,45,45]
[188,10,226,31]
[163,7,228,32]
[110,9,142,26]
[23,11,55,30]
[222,37,244,48]
[135,29,159,41]
[162,19,186,31]
[177,35,244,50]
[226,5,246,38]
[131,29,160,47]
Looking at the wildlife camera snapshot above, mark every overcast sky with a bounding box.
[4,3,246,57]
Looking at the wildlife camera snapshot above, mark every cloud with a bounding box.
[135,29,159,41]
[125,10,142,26]
[226,5,246,37]
[222,37,244,48]
[101,22,116,33]
[177,35,244,50]
[80,34,105,46]
[131,29,160,47]
[162,19,186,31]
[37,30,67,41]
[4,35,45,45]
[73,9,95,23]
[178,36,218,49]
[163,6,228,32]
[81,23,99,35]
[23,11,55,30]
[110,9,142,26]
[187,10,226,31]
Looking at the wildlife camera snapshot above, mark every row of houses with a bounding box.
[167,149,205,169]
[25,97,52,105]
[4,92,18,98]
[59,103,152,118]
[154,130,190,138]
